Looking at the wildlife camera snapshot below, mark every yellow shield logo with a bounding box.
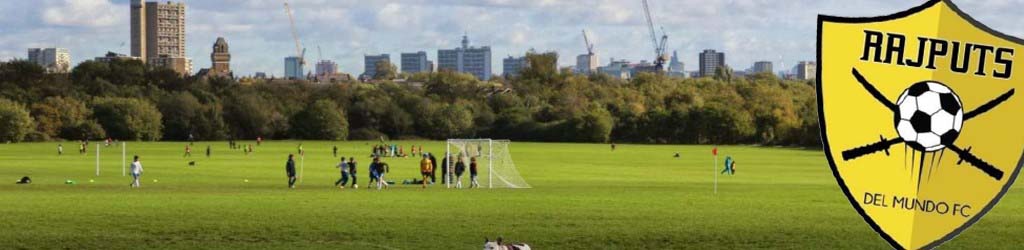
[818,0,1022,249]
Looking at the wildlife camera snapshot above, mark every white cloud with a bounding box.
[41,0,122,27]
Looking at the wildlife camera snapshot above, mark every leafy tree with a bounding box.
[374,60,397,80]
[0,98,35,142]
[31,96,90,139]
[91,97,163,141]
[290,99,348,140]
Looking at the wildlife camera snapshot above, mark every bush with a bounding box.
[349,128,385,141]
[91,97,163,141]
[0,98,34,142]
[64,120,106,140]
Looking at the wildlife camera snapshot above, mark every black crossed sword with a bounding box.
[839,68,1014,181]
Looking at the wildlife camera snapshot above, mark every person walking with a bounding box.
[286,154,297,188]
[420,154,433,188]
[333,145,338,158]
[57,144,63,156]
[206,145,211,158]
[335,156,349,189]
[129,155,143,188]
[184,145,192,157]
[441,155,449,185]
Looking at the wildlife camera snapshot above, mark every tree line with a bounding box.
[0,53,820,148]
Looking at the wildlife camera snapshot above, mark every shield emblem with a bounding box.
[818,0,1023,249]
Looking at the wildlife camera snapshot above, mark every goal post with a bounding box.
[445,139,530,189]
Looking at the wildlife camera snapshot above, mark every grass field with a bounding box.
[0,141,1021,249]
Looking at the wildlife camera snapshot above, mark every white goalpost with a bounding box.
[94,142,128,176]
[445,139,530,189]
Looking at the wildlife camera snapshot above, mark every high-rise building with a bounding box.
[699,49,726,78]
[752,61,773,74]
[27,48,71,73]
[437,35,492,80]
[576,53,599,74]
[363,54,391,79]
[401,52,432,73]
[209,37,231,77]
[794,61,817,80]
[503,56,527,78]
[668,50,685,77]
[315,60,346,82]
[131,0,189,75]
[284,57,303,80]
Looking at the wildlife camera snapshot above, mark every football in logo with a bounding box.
[818,0,1024,249]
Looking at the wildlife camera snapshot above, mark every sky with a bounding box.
[2,0,1024,77]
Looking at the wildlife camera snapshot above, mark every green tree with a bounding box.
[158,92,228,140]
[374,60,397,80]
[0,98,34,142]
[30,96,90,139]
[91,97,163,140]
[290,99,349,140]
[423,102,474,139]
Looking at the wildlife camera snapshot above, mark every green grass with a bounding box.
[0,141,1021,249]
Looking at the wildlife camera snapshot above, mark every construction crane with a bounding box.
[642,0,668,71]
[582,29,595,56]
[284,1,304,66]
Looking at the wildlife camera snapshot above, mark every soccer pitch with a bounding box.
[0,141,1020,249]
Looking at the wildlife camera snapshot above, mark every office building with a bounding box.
[668,50,685,77]
[503,56,527,78]
[27,48,71,73]
[794,61,817,80]
[150,55,193,76]
[576,53,599,74]
[131,0,189,75]
[597,58,633,80]
[94,51,141,63]
[437,35,492,80]
[285,56,303,80]
[401,52,432,73]
[363,54,391,79]
[752,61,773,74]
[699,49,725,78]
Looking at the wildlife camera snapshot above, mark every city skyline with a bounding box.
[0,0,1020,77]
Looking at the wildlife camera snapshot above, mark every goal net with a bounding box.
[445,139,530,188]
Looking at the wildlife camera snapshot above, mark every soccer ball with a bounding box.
[895,81,964,152]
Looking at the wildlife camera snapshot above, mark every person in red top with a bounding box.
[184,144,192,157]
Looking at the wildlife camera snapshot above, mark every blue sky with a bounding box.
[1,0,1022,77]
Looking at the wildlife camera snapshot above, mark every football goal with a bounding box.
[445,139,530,189]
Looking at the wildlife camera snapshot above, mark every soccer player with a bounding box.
[184,145,192,157]
[441,155,449,184]
[368,157,379,188]
[348,157,358,189]
[420,154,433,188]
[286,154,297,188]
[470,157,480,188]
[57,144,63,156]
[333,145,338,158]
[372,157,390,190]
[335,156,349,189]
[611,143,617,151]
[428,153,438,183]
[454,157,466,189]
[129,155,143,188]
[257,136,262,146]
[206,145,211,158]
